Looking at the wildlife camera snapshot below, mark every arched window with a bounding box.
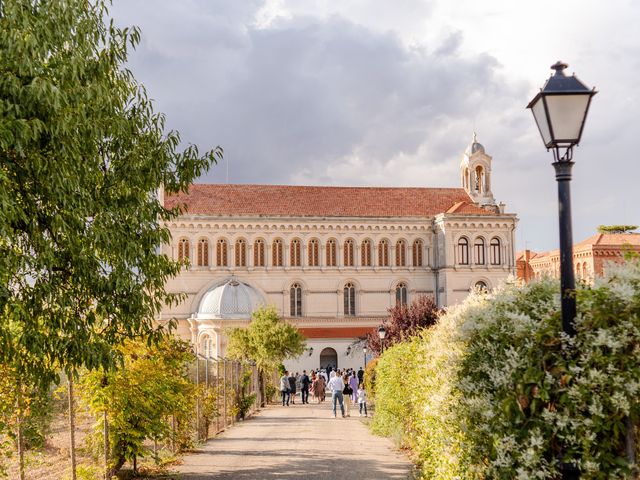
[290,283,302,317]
[474,238,485,265]
[395,282,407,306]
[458,237,469,265]
[216,239,228,267]
[378,239,389,267]
[197,238,208,266]
[235,239,246,267]
[412,239,423,267]
[361,239,372,267]
[344,282,356,316]
[475,281,488,292]
[395,239,406,267]
[272,239,283,267]
[463,167,469,190]
[308,239,319,267]
[254,239,265,267]
[326,239,337,267]
[344,239,354,267]
[475,165,484,193]
[290,239,301,267]
[178,238,190,262]
[490,238,501,265]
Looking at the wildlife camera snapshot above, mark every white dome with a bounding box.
[197,278,264,320]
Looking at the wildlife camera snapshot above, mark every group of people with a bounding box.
[279,367,367,419]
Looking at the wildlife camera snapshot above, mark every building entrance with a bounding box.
[319,347,338,370]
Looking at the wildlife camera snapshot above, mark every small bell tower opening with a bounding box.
[460,132,496,207]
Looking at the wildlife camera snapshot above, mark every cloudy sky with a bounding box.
[110,0,639,252]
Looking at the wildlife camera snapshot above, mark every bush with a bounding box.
[363,357,378,401]
[372,259,640,479]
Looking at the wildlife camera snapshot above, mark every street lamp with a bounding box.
[527,61,596,480]
[363,346,368,368]
[377,325,386,354]
[527,61,596,337]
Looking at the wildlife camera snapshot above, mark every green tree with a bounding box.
[0,0,220,384]
[79,336,195,477]
[597,225,638,234]
[226,306,305,406]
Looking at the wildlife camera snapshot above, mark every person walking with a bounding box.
[288,372,297,404]
[349,371,359,405]
[357,383,367,417]
[342,374,352,417]
[300,370,310,404]
[327,371,345,418]
[280,371,290,406]
[357,367,364,384]
[315,373,326,403]
[309,372,317,403]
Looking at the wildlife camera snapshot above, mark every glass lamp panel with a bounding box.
[531,97,552,146]
[545,94,591,144]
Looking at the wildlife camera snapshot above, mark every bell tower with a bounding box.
[460,132,496,207]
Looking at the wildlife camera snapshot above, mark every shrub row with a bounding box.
[372,260,640,479]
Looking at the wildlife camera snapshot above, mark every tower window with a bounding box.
[412,239,423,267]
[378,239,389,267]
[216,239,228,267]
[254,239,265,267]
[197,238,208,266]
[344,282,356,316]
[458,237,469,265]
[326,239,337,267]
[361,239,372,267]
[395,282,407,306]
[308,239,319,267]
[178,238,190,263]
[344,239,354,267]
[290,239,301,267]
[490,238,501,265]
[290,283,302,317]
[474,238,485,265]
[395,239,406,267]
[235,239,246,267]
[272,239,283,267]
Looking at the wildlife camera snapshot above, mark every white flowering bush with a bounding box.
[372,259,640,479]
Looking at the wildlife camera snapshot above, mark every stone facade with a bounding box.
[160,137,518,372]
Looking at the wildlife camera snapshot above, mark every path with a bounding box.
[172,398,414,479]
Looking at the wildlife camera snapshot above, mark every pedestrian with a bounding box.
[342,374,352,417]
[357,366,364,384]
[349,371,359,405]
[280,370,290,406]
[300,370,310,404]
[310,372,317,403]
[357,383,367,417]
[327,371,345,418]
[288,371,297,404]
[316,373,326,403]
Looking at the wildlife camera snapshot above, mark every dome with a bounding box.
[465,132,485,155]
[196,278,264,319]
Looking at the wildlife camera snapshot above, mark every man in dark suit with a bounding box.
[300,370,310,404]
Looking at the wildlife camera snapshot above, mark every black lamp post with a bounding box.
[527,61,596,480]
[527,61,596,337]
[377,325,386,354]
[363,346,368,368]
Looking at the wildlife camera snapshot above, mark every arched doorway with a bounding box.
[319,347,338,370]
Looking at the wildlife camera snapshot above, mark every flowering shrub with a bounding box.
[372,259,640,479]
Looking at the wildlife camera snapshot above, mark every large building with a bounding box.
[160,136,517,372]
[517,232,640,284]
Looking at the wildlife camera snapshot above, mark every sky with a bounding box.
[110,0,639,252]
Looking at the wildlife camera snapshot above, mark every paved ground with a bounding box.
[171,398,414,479]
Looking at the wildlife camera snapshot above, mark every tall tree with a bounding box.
[366,295,441,356]
[226,306,305,406]
[0,0,221,387]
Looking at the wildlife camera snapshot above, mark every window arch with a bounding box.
[308,238,319,267]
[412,239,423,267]
[395,282,408,306]
[344,239,354,267]
[458,237,469,265]
[326,239,337,267]
[395,239,406,267]
[490,238,501,265]
[474,237,485,265]
[378,239,389,267]
[235,238,246,267]
[178,238,190,262]
[254,239,265,267]
[272,239,283,267]
[344,282,356,316]
[474,280,488,292]
[290,283,302,317]
[361,239,372,267]
[197,238,208,266]
[475,165,484,193]
[290,239,301,267]
[216,238,228,267]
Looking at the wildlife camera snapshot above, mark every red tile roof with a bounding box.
[298,327,374,339]
[575,233,640,248]
[165,184,484,218]
[446,201,493,215]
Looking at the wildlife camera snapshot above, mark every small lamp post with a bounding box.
[307,347,314,357]
[363,346,368,368]
[527,61,596,337]
[377,325,386,354]
[527,61,596,480]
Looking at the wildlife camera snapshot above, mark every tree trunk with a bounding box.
[68,378,77,480]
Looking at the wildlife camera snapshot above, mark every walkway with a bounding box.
[172,398,414,479]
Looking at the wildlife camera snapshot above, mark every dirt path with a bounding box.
[171,399,414,479]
